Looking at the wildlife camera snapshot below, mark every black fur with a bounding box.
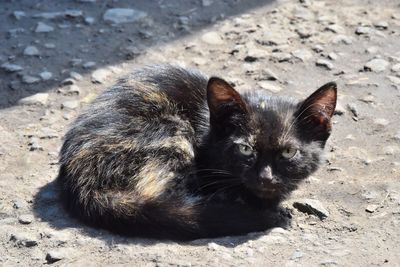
[57,65,337,240]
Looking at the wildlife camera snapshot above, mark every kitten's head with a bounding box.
[206,77,337,201]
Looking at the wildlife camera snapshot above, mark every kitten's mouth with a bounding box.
[244,182,282,198]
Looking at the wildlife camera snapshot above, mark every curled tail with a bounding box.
[58,167,289,240]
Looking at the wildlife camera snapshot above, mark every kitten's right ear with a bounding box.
[207,77,248,128]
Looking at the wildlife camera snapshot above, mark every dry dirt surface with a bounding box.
[1,0,400,266]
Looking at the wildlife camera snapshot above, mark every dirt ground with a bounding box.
[1,0,400,266]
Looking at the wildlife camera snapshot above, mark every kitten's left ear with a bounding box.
[296,82,337,142]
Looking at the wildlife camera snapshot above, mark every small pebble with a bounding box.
[374,21,388,30]
[83,61,96,69]
[18,93,49,105]
[23,46,40,56]
[201,31,224,45]
[70,71,83,81]
[316,59,333,70]
[46,249,66,263]
[103,8,147,24]
[257,81,282,93]
[365,204,379,213]
[91,68,112,84]
[61,100,80,110]
[39,71,53,81]
[1,62,23,72]
[347,103,359,117]
[35,22,54,33]
[293,199,330,220]
[292,49,313,61]
[10,233,38,247]
[355,26,371,35]
[29,137,43,151]
[18,214,34,224]
[22,75,40,84]
[364,58,389,73]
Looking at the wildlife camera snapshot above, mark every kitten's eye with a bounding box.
[238,144,253,156]
[281,147,298,159]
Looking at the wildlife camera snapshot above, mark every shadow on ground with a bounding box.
[0,0,275,109]
[33,180,288,247]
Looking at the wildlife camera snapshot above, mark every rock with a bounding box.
[382,145,399,155]
[325,24,345,34]
[103,8,147,24]
[39,71,52,81]
[10,233,38,247]
[359,95,375,103]
[33,10,83,20]
[362,191,379,200]
[364,58,389,73]
[202,0,214,6]
[316,59,333,70]
[91,68,112,83]
[258,69,280,81]
[334,103,346,115]
[347,103,359,117]
[293,199,330,220]
[391,63,400,73]
[394,132,400,142]
[18,214,34,224]
[46,249,66,263]
[44,43,56,49]
[328,52,338,60]
[1,62,23,72]
[13,199,27,209]
[83,61,96,69]
[70,71,83,81]
[84,16,95,25]
[61,100,80,110]
[22,75,40,84]
[58,85,81,95]
[374,21,388,30]
[292,49,313,61]
[28,137,43,151]
[35,22,54,33]
[365,204,379,213]
[366,46,379,54]
[291,250,304,259]
[313,45,324,53]
[201,31,224,45]
[320,259,339,266]
[13,11,26,20]
[296,27,313,39]
[39,127,59,139]
[23,46,40,56]
[373,118,389,127]
[18,93,49,105]
[257,81,282,93]
[271,52,292,62]
[61,78,75,86]
[387,75,400,85]
[244,56,258,62]
[331,35,353,45]
[355,26,371,35]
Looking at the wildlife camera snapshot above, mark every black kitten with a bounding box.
[57,65,337,240]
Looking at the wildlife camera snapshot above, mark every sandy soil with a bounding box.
[1,0,400,266]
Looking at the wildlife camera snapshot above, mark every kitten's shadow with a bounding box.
[33,181,290,248]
